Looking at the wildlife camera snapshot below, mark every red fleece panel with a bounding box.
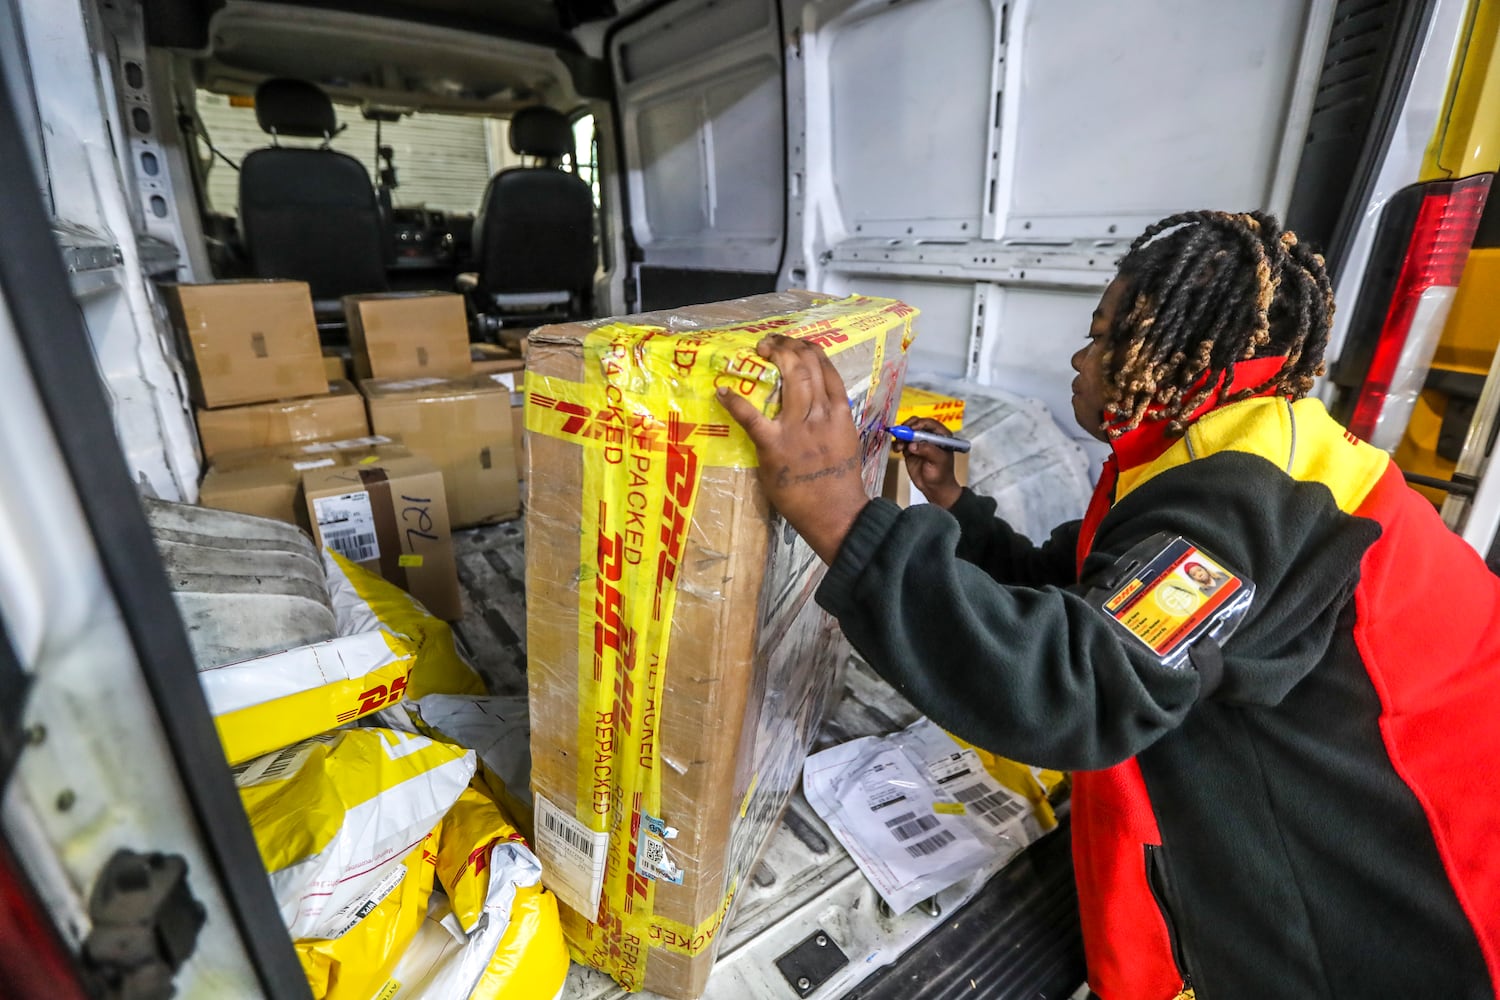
[1073,762,1183,999]
[1352,464,1500,989]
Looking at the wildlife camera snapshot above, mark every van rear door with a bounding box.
[606,0,787,312]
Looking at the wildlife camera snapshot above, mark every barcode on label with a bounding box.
[883,810,941,842]
[324,528,378,562]
[954,784,1028,827]
[534,794,609,917]
[544,808,600,859]
[904,829,957,858]
[234,733,336,787]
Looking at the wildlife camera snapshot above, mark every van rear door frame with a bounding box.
[0,41,311,998]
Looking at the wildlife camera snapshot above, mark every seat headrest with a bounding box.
[509,106,572,159]
[255,79,336,138]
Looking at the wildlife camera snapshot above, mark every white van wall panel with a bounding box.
[16,0,199,501]
[635,61,783,247]
[997,0,1316,239]
[975,284,1110,459]
[828,0,993,238]
[619,0,772,83]
[841,275,975,378]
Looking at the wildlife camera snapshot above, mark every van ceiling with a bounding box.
[179,0,617,113]
[148,0,618,49]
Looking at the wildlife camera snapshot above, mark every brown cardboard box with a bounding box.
[198,436,408,525]
[511,399,526,483]
[343,292,474,381]
[361,374,519,528]
[466,355,528,483]
[322,349,350,383]
[163,281,327,408]
[882,450,969,506]
[524,291,914,998]
[302,455,462,620]
[195,380,368,459]
[470,342,524,375]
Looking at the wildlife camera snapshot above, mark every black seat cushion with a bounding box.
[473,167,594,300]
[239,147,388,301]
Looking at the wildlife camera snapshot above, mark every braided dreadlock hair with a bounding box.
[1101,210,1334,439]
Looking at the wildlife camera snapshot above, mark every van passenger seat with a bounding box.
[471,106,595,327]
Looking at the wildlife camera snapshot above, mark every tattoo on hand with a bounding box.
[775,456,860,489]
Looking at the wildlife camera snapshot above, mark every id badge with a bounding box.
[1089,533,1254,668]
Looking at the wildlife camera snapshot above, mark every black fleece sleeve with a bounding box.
[815,453,1372,771]
[816,498,1200,771]
[948,488,1081,587]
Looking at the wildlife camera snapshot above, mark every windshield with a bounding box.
[195,90,514,217]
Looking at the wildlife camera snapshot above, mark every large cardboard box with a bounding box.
[361,374,519,528]
[163,280,327,408]
[198,436,407,525]
[343,292,474,381]
[302,455,463,620]
[524,291,914,998]
[322,348,350,383]
[194,379,368,459]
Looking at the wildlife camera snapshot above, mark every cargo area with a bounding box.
[8,0,1500,998]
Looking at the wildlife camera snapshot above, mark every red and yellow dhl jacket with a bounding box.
[815,367,1500,999]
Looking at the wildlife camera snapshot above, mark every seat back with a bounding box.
[474,106,595,306]
[238,79,387,302]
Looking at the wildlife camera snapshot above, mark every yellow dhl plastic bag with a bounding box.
[947,732,1067,832]
[370,784,569,1000]
[203,551,484,765]
[235,729,475,956]
[379,694,535,844]
[298,828,438,998]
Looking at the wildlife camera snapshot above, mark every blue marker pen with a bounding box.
[887,425,972,453]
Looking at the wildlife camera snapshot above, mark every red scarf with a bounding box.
[1075,355,1290,573]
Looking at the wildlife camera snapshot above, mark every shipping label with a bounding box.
[313,491,380,562]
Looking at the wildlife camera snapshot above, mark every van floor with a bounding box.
[451,521,1084,1000]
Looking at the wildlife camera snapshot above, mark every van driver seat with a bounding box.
[239,79,388,310]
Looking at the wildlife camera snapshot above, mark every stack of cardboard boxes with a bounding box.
[346,291,524,527]
[166,280,502,621]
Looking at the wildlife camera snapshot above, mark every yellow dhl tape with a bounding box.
[526,294,915,988]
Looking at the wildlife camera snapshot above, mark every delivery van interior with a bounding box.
[4,0,1500,999]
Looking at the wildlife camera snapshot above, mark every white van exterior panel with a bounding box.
[0,281,261,996]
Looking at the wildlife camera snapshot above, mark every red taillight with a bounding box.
[1348,174,1492,446]
[0,836,91,1000]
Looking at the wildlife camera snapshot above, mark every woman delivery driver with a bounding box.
[718,211,1500,999]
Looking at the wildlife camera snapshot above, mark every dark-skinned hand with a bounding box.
[717,335,870,565]
[893,416,963,510]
